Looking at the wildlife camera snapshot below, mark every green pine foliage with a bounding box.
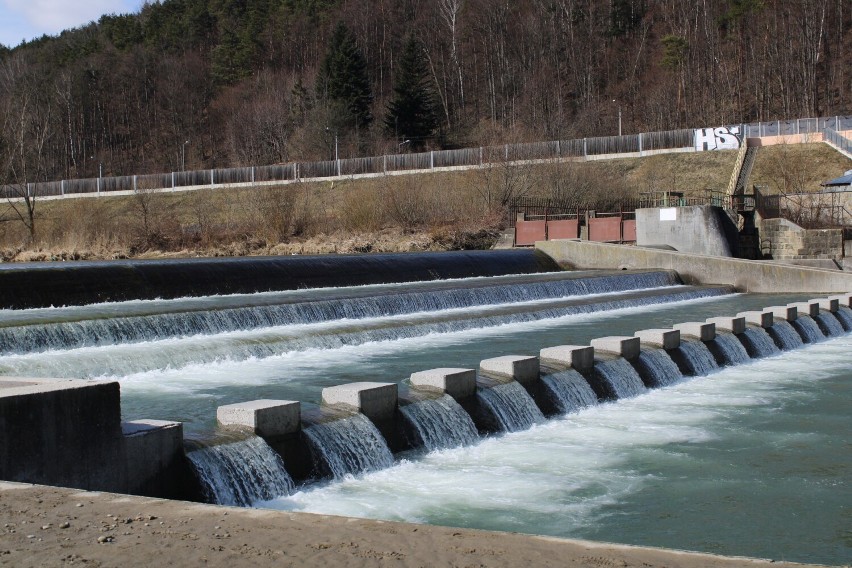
[317,22,373,131]
[384,36,439,148]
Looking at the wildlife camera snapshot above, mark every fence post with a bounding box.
[336,157,341,177]
[211,169,214,187]
[133,175,137,192]
[638,133,643,156]
[479,147,483,165]
[27,183,31,198]
[61,180,65,196]
[430,151,434,169]
[97,176,101,195]
[556,140,561,157]
[251,166,255,184]
[504,144,509,161]
[171,172,175,190]
[583,138,587,159]
[383,155,387,174]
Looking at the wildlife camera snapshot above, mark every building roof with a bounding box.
[821,169,852,187]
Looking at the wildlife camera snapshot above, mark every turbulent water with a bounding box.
[815,312,845,337]
[185,435,295,506]
[634,348,682,388]
[707,332,751,365]
[738,327,781,358]
[271,335,852,566]
[399,394,479,451]
[671,339,719,376]
[302,414,394,479]
[792,315,826,343]
[540,370,599,413]
[835,306,852,330]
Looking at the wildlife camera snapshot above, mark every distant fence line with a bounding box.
[2,115,851,200]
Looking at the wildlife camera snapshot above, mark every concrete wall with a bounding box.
[636,206,738,256]
[536,239,852,293]
[760,218,843,262]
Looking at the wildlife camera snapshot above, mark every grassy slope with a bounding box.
[2,144,848,261]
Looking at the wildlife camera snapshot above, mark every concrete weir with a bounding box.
[0,292,850,504]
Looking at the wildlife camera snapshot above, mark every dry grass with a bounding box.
[1,143,847,261]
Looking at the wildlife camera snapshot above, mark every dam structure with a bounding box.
[0,249,850,566]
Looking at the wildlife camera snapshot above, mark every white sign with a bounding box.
[694,126,741,151]
[660,208,677,221]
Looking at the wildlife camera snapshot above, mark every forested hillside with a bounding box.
[0,0,849,185]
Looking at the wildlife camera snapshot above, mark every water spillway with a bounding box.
[667,339,719,377]
[540,370,599,414]
[835,306,852,330]
[399,394,479,451]
[633,348,683,388]
[302,412,395,480]
[767,320,804,350]
[814,312,845,337]
[587,358,647,401]
[738,327,781,358]
[706,332,750,366]
[0,249,561,309]
[475,381,546,432]
[185,434,295,507]
[791,315,826,343]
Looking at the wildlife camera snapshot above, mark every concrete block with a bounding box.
[706,316,746,335]
[590,336,640,360]
[122,420,184,498]
[479,356,540,387]
[410,368,477,400]
[787,302,819,317]
[828,293,852,307]
[767,305,797,322]
[539,345,595,371]
[217,400,301,437]
[322,382,398,422]
[673,321,716,342]
[634,328,680,349]
[736,310,773,328]
[816,298,839,312]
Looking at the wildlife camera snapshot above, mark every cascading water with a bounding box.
[476,382,545,432]
[302,414,394,479]
[669,339,719,377]
[767,320,805,350]
[814,313,845,337]
[185,435,295,506]
[633,348,683,388]
[0,271,684,354]
[835,306,852,331]
[540,370,599,414]
[588,358,647,400]
[706,332,750,366]
[791,315,826,343]
[399,395,479,451]
[738,327,781,358]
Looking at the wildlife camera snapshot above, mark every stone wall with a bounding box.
[760,218,843,261]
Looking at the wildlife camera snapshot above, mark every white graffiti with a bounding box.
[694,126,741,151]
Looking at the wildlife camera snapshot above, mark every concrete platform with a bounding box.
[410,368,477,400]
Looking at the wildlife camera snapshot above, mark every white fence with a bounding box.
[3,115,851,200]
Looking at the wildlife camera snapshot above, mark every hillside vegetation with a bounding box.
[1,143,847,262]
[0,0,849,190]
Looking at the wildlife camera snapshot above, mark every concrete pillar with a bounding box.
[217,400,301,437]
[590,336,640,360]
[634,328,680,349]
[787,302,819,317]
[539,345,594,372]
[736,310,773,328]
[479,356,540,387]
[673,321,716,342]
[321,382,398,422]
[827,293,852,308]
[410,368,477,400]
[705,316,746,334]
[122,419,186,499]
[767,305,798,322]
[816,298,839,313]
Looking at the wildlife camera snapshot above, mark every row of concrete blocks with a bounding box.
[216,293,852,439]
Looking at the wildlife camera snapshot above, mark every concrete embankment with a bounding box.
[0,481,822,568]
[536,240,852,293]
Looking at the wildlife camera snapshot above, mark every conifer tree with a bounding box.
[384,36,439,148]
[317,22,373,131]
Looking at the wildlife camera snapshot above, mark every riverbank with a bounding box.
[0,482,823,568]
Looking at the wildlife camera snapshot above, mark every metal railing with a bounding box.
[824,127,852,156]
[2,115,850,200]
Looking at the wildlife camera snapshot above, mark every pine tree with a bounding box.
[384,36,439,147]
[317,22,373,131]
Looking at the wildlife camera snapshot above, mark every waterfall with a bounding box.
[589,358,647,400]
[707,332,751,366]
[634,348,683,388]
[835,306,852,331]
[767,320,804,350]
[670,339,719,377]
[477,382,545,433]
[0,271,682,354]
[738,328,781,358]
[791,316,826,343]
[185,435,294,506]
[540,370,599,414]
[814,313,845,337]
[303,414,394,479]
[399,395,479,451]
